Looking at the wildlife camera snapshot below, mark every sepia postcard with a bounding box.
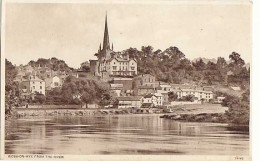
[1,0,252,160]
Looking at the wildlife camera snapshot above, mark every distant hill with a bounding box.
[192,57,217,64]
[28,57,74,72]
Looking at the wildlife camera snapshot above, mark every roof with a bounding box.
[110,84,123,88]
[154,93,163,97]
[158,81,169,85]
[113,77,133,81]
[180,88,213,94]
[172,89,182,92]
[138,85,155,89]
[141,103,153,107]
[231,86,241,91]
[170,83,195,89]
[14,77,28,82]
[144,94,155,98]
[107,57,137,63]
[159,84,171,88]
[29,76,44,82]
[117,96,143,101]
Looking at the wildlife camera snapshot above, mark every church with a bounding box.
[90,14,138,81]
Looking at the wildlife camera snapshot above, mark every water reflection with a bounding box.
[5,115,249,155]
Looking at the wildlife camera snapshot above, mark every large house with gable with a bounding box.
[90,14,138,81]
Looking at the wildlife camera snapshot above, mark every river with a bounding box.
[5,114,249,155]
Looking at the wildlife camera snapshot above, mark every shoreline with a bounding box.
[8,108,166,118]
[160,113,249,131]
[6,103,228,118]
[5,106,249,132]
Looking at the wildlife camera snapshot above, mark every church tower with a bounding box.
[98,13,113,61]
[103,14,110,50]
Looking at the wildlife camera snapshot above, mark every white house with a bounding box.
[102,57,137,76]
[51,76,63,88]
[28,75,45,95]
[45,75,65,90]
[154,93,164,106]
[142,93,163,106]
[179,89,213,102]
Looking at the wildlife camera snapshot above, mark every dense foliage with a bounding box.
[122,46,249,88]
[222,89,250,125]
[5,59,20,113]
[45,76,116,106]
[28,57,73,72]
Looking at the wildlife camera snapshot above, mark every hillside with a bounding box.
[28,57,74,72]
[121,46,250,89]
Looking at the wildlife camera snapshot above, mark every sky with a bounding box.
[4,1,252,68]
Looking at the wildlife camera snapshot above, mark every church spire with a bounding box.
[103,12,110,50]
[99,43,102,51]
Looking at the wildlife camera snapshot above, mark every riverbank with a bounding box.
[12,108,162,117]
[160,113,249,131]
[7,103,227,118]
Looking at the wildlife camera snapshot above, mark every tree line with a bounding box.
[121,46,249,89]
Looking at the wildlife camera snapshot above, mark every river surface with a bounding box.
[5,114,249,155]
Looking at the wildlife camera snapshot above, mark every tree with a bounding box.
[221,90,249,125]
[141,46,154,58]
[46,76,114,106]
[179,94,195,102]
[123,47,140,60]
[192,59,206,71]
[80,61,90,72]
[216,57,227,70]
[229,52,245,74]
[33,93,46,104]
[206,61,217,70]
[5,59,21,113]
[164,46,185,60]
[168,92,178,102]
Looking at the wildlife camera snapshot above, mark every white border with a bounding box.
[1,0,254,160]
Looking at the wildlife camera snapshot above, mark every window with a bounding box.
[33,86,35,89]
[131,67,135,70]
[40,86,42,89]
[114,62,116,64]
[54,82,59,86]
[33,81,35,84]
[113,66,117,70]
